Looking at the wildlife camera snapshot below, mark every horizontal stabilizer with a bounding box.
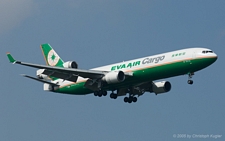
[21,74,59,86]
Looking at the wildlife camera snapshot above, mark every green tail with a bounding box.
[40,44,64,81]
[40,44,64,67]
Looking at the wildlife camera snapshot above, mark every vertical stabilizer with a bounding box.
[40,44,64,67]
[40,44,65,81]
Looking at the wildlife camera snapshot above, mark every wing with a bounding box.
[7,53,106,81]
[22,74,59,86]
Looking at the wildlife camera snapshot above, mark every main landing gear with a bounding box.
[187,72,194,85]
[93,90,118,100]
[95,90,138,104]
[110,92,117,99]
[124,96,137,103]
[94,90,107,97]
[109,89,139,103]
[110,92,138,103]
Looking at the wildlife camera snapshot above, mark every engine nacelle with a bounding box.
[152,81,171,94]
[102,71,125,84]
[63,61,78,69]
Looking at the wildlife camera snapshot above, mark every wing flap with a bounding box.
[41,69,79,82]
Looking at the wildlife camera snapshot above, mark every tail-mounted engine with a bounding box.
[63,61,78,69]
[102,71,125,84]
[152,81,171,94]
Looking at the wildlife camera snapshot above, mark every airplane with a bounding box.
[7,44,218,103]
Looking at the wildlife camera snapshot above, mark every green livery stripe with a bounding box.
[55,57,217,95]
[56,82,92,95]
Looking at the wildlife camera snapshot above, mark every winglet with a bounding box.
[7,53,16,63]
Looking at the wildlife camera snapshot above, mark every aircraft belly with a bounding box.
[56,82,92,95]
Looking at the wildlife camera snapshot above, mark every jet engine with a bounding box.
[102,71,125,84]
[63,61,78,69]
[152,81,171,94]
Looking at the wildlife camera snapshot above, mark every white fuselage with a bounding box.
[55,48,217,88]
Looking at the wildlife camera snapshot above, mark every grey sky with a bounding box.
[1,1,224,140]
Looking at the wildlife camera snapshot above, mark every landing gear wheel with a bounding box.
[110,93,117,99]
[94,90,108,97]
[110,93,114,99]
[114,94,117,99]
[188,80,193,85]
[98,93,102,97]
[102,91,107,96]
[124,97,128,103]
[128,97,133,103]
[132,97,137,103]
[94,92,98,96]
[124,96,138,103]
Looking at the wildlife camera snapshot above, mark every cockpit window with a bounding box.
[202,50,213,54]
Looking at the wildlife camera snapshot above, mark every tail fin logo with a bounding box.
[47,50,60,66]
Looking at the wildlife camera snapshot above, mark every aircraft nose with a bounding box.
[213,52,218,58]
[212,52,218,62]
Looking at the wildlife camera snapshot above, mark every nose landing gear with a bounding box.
[187,72,194,85]
[188,80,193,85]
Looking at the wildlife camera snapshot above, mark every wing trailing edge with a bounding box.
[21,74,59,86]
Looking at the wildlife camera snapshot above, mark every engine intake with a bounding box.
[63,61,78,69]
[102,71,125,84]
[152,81,171,94]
